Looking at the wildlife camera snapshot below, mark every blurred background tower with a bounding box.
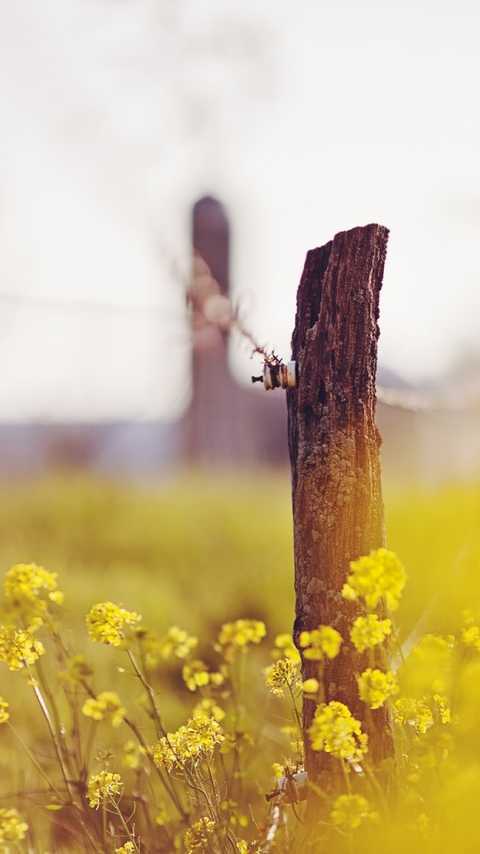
[183,196,235,464]
[182,195,287,467]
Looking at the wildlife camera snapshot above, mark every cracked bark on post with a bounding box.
[287,224,393,784]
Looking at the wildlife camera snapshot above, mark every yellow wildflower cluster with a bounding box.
[135,625,198,669]
[0,808,28,845]
[272,633,301,662]
[0,697,9,725]
[182,659,225,692]
[342,547,406,611]
[357,668,398,709]
[193,697,225,722]
[152,711,224,772]
[4,562,63,623]
[462,624,480,651]
[299,625,342,661]
[265,657,300,696]
[159,626,198,660]
[87,770,123,808]
[82,691,126,727]
[5,532,480,852]
[433,693,451,724]
[237,842,261,854]
[86,602,141,647]
[184,816,216,852]
[350,614,392,652]
[393,697,434,734]
[393,693,451,735]
[0,625,44,671]
[220,798,249,831]
[122,739,143,769]
[309,701,368,762]
[217,619,266,660]
[330,793,378,830]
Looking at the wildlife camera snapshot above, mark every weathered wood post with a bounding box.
[287,224,393,782]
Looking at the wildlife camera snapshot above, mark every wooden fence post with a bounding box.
[287,224,393,783]
[184,196,232,465]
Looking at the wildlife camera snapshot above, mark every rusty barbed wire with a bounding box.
[185,249,283,369]
[2,246,478,415]
[186,248,480,410]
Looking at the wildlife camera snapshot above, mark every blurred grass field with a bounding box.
[1,472,480,851]
[0,472,479,641]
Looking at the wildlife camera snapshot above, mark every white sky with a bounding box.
[0,0,479,420]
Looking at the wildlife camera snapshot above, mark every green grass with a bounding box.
[0,473,479,641]
[1,472,480,851]
[1,471,478,734]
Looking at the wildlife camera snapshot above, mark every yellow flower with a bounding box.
[159,626,198,660]
[265,658,300,696]
[0,697,9,725]
[0,808,28,844]
[4,563,63,622]
[193,698,226,722]
[82,691,126,727]
[272,762,284,780]
[86,602,141,647]
[135,626,198,669]
[350,614,392,652]
[342,548,406,611]
[299,626,342,661]
[220,798,248,830]
[87,771,123,808]
[331,794,378,830]
[184,817,215,853]
[433,693,451,724]
[309,701,368,762]
[393,697,434,734]
[0,625,45,671]
[272,633,301,663]
[462,625,480,651]
[115,843,135,854]
[357,668,398,709]
[217,619,266,661]
[302,678,320,695]
[122,739,143,769]
[152,710,224,773]
[182,660,214,692]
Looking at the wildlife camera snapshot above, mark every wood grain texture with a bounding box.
[287,224,393,781]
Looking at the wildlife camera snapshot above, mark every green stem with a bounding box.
[7,722,63,800]
[126,649,166,739]
[123,716,187,822]
[110,798,138,851]
[30,676,73,800]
